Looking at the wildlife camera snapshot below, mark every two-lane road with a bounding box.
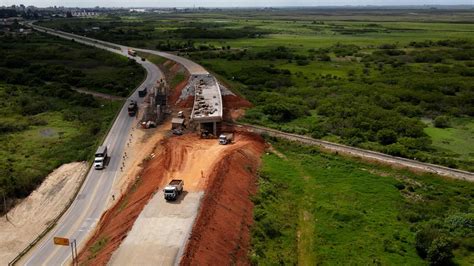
[20,25,163,265]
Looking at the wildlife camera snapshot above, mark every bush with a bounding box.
[415,225,454,265]
[416,226,441,258]
[377,129,398,145]
[434,116,450,128]
[394,183,405,190]
[296,59,309,66]
[427,236,453,265]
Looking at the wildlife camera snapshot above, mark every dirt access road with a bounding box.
[77,132,264,265]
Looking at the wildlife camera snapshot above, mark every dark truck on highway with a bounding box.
[128,100,138,116]
[138,87,147,97]
[163,179,184,201]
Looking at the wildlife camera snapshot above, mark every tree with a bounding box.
[434,116,450,128]
[377,129,397,145]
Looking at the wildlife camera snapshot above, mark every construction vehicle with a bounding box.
[128,100,138,116]
[201,129,211,139]
[128,49,137,57]
[163,179,184,201]
[138,87,147,97]
[219,133,234,145]
[94,145,108,170]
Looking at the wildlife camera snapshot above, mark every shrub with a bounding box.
[296,59,309,66]
[394,183,405,190]
[377,129,398,145]
[427,236,453,265]
[416,226,441,258]
[433,116,450,128]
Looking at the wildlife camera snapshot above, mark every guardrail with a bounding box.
[8,23,150,266]
[31,24,122,51]
[237,123,474,182]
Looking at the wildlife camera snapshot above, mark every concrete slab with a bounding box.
[108,191,204,266]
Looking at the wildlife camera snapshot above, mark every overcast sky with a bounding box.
[2,0,472,8]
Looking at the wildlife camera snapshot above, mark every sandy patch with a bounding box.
[0,162,87,264]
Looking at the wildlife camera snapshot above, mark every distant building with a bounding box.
[71,11,97,17]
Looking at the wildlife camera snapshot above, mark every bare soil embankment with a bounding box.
[181,132,265,266]
[0,162,87,264]
[77,132,263,265]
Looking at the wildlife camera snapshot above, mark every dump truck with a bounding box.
[219,133,234,145]
[128,49,137,57]
[163,179,184,201]
[138,87,147,97]
[94,145,108,170]
[128,100,138,116]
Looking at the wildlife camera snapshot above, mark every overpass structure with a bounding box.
[29,25,224,136]
[133,48,223,135]
[189,74,223,135]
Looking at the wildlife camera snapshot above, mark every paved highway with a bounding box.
[20,25,163,265]
[31,24,209,76]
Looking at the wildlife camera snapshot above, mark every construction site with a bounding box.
[72,54,262,265]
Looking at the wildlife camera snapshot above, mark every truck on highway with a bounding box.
[138,87,147,97]
[128,100,138,116]
[219,133,234,145]
[94,145,108,170]
[128,49,137,57]
[163,179,184,201]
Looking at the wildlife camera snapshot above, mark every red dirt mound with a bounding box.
[223,94,252,109]
[223,95,253,121]
[181,132,265,266]
[168,78,192,108]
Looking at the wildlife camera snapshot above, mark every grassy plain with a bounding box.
[253,139,474,265]
[424,118,474,161]
[0,32,143,207]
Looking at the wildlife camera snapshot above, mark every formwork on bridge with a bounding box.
[189,74,223,136]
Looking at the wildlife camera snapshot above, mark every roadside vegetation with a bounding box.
[37,10,474,171]
[0,32,144,210]
[253,138,474,265]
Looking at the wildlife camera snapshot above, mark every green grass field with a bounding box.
[252,139,474,265]
[424,118,474,161]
